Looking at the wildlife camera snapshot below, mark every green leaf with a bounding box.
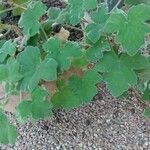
[0,40,6,48]
[95,52,149,96]
[47,7,69,25]
[17,46,58,91]
[71,56,87,68]
[84,0,97,10]
[16,87,52,121]
[86,40,110,63]
[144,107,150,118]
[85,23,102,44]
[68,0,84,25]
[0,110,17,144]
[104,9,126,33]
[104,4,150,56]
[51,86,81,110]
[91,4,109,25]
[43,38,82,72]
[48,7,61,21]
[0,65,7,80]
[125,0,150,5]
[85,4,109,43]
[68,70,102,101]
[142,87,150,102]
[0,58,22,83]
[121,53,150,70]
[51,70,102,109]
[0,40,16,63]
[18,1,46,37]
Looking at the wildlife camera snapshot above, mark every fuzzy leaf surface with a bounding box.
[43,38,82,72]
[18,1,46,37]
[86,40,110,63]
[51,70,102,109]
[95,52,149,96]
[16,87,52,121]
[0,40,16,63]
[104,4,150,56]
[0,110,17,144]
[85,4,109,43]
[0,58,22,83]
[17,46,58,91]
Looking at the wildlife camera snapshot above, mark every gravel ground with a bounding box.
[0,85,150,150]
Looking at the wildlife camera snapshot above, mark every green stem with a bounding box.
[40,25,48,41]
[0,2,27,15]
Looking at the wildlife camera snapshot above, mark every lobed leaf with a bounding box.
[17,46,58,91]
[104,4,150,56]
[19,1,46,37]
[16,87,52,121]
[95,52,150,96]
[0,110,17,144]
[43,38,83,72]
[51,70,102,109]
[0,40,16,63]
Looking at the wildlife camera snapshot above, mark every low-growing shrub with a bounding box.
[0,0,150,144]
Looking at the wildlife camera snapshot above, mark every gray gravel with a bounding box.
[0,85,150,150]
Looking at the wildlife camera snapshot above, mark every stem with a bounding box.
[63,24,83,32]
[0,27,11,39]
[0,7,14,14]
[13,3,27,10]
[110,0,122,12]
[0,2,27,15]
[40,25,48,41]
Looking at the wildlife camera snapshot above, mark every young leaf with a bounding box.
[0,110,17,144]
[104,4,150,56]
[43,38,82,72]
[51,70,102,109]
[0,40,16,63]
[18,1,46,37]
[85,4,109,43]
[17,46,58,91]
[95,52,149,96]
[16,87,52,121]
